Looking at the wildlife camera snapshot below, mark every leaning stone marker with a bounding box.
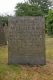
[8,16,45,65]
[0,26,7,45]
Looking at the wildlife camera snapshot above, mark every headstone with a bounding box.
[4,24,8,42]
[0,26,7,46]
[8,16,45,65]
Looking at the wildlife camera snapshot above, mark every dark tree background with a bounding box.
[15,3,43,16]
[28,0,52,15]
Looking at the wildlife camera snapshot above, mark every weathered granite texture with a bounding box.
[8,16,45,65]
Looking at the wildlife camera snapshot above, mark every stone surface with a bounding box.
[8,16,45,65]
[0,26,7,45]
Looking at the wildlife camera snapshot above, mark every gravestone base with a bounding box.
[8,55,45,65]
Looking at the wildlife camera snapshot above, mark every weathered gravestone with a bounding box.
[8,16,45,65]
[0,26,7,45]
[4,24,8,42]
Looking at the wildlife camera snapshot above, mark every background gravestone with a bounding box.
[4,24,8,43]
[0,26,7,46]
[8,16,45,65]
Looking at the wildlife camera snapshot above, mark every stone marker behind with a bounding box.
[0,26,7,46]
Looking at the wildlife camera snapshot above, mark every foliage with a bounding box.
[46,9,53,35]
[28,0,52,15]
[15,3,43,16]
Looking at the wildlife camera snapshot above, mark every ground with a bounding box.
[0,35,53,80]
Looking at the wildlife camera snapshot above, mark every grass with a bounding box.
[0,35,53,80]
[46,35,53,61]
